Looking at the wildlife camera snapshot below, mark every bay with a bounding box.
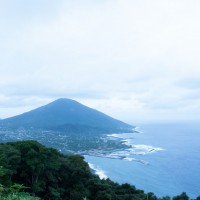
[85,121,200,198]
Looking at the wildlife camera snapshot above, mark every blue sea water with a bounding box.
[85,121,200,198]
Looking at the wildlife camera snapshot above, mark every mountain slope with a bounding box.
[0,98,133,132]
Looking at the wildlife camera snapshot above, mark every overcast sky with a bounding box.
[0,0,200,123]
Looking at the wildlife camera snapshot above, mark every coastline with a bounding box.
[85,122,200,198]
[88,162,107,180]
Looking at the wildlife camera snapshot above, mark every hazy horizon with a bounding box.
[1,0,200,122]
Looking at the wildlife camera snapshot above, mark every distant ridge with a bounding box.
[0,98,134,133]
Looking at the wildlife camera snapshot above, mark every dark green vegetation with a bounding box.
[0,141,199,200]
[0,176,38,200]
[0,99,133,133]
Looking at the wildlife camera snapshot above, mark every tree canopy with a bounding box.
[0,141,198,200]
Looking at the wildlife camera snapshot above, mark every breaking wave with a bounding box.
[88,163,107,179]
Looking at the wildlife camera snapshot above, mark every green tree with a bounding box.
[173,192,189,200]
[196,196,200,200]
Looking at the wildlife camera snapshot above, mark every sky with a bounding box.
[0,0,200,123]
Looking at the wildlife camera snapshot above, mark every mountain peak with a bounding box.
[51,98,77,104]
[0,98,134,133]
[45,98,79,106]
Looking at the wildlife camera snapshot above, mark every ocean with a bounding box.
[84,121,200,198]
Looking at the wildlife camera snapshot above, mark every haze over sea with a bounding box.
[85,121,200,198]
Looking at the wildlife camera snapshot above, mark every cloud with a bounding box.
[177,78,200,90]
[0,0,200,121]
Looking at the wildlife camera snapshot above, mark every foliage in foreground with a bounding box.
[0,140,199,200]
[0,169,38,200]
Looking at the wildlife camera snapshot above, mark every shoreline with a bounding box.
[88,162,108,180]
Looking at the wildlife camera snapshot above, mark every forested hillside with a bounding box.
[0,141,198,200]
